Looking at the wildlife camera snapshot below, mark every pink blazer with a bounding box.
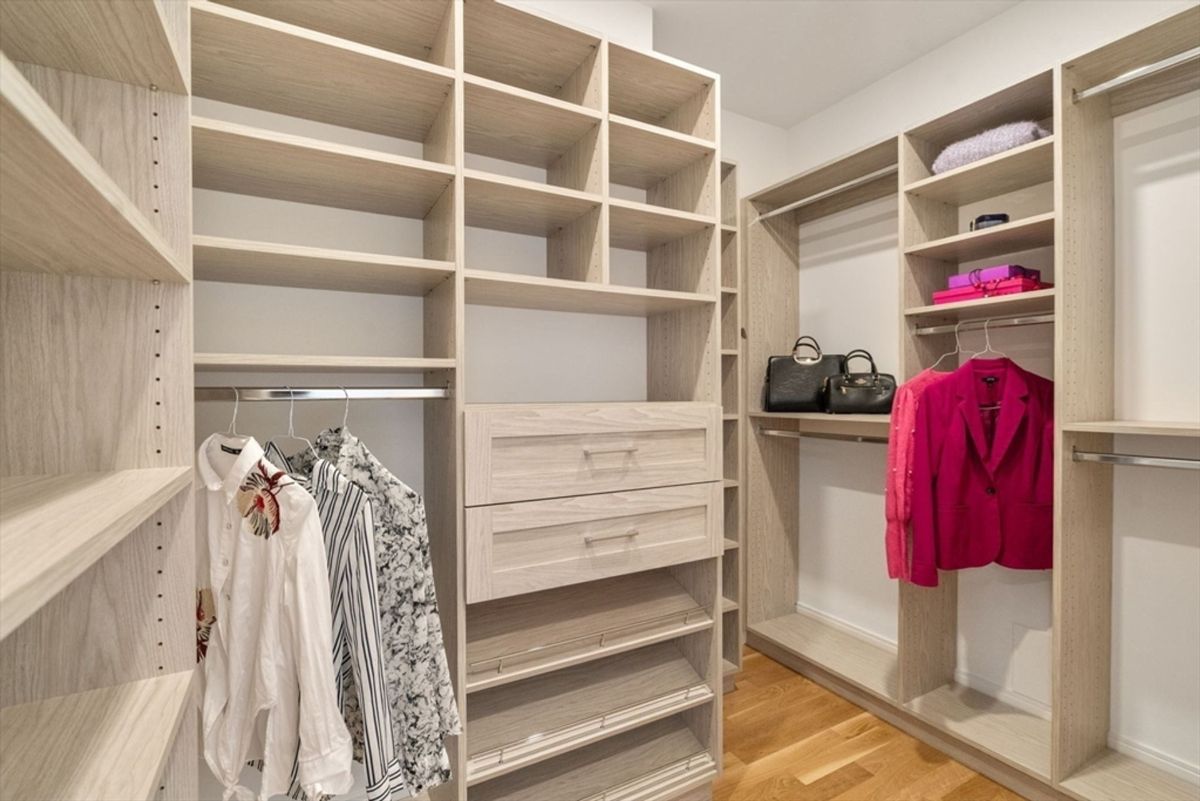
[909,358,1054,587]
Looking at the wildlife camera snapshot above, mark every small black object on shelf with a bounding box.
[969,213,1010,231]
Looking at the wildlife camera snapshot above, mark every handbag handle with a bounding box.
[843,349,878,376]
[791,336,822,363]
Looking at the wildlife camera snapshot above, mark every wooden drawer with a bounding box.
[465,402,721,506]
[466,483,721,603]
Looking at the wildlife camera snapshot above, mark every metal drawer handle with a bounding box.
[583,446,639,457]
[584,529,639,545]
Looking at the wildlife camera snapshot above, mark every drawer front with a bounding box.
[466,483,721,602]
[465,402,721,506]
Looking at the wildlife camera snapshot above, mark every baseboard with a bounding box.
[793,601,897,653]
[1109,732,1200,785]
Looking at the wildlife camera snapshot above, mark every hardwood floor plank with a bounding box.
[941,773,1028,801]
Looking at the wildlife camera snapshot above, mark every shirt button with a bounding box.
[986,487,996,495]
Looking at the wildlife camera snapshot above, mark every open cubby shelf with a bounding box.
[191,1,455,143]
[608,43,716,142]
[0,55,190,283]
[750,411,891,440]
[609,114,715,192]
[904,136,1055,206]
[464,270,712,317]
[904,287,1056,322]
[750,612,898,701]
[193,235,455,296]
[904,211,1056,263]
[1061,420,1200,438]
[464,170,601,237]
[609,199,715,252]
[193,353,455,373]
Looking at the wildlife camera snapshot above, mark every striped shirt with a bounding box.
[265,443,408,801]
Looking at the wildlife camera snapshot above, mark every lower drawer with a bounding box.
[466,483,721,603]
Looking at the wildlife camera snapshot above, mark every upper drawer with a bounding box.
[465,402,722,506]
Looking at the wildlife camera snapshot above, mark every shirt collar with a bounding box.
[197,433,266,503]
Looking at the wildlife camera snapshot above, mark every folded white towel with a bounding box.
[931,121,1051,174]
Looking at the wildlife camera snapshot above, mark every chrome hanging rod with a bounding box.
[914,312,1054,337]
[1073,46,1200,103]
[1072,447,1200,471]
[757,426,888,445]
[754,165,898,224]
[195,386,453,401]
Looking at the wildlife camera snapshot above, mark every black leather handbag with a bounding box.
[764,336,846,413]
[825,349,896,414]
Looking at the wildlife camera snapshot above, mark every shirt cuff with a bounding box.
[909,561,939,587]
[299,735,354,800]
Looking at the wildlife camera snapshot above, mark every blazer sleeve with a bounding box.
[908,391,939,587]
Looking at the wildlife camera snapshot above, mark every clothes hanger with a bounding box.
[929,321,966,372]
[970,320,1006,410]
[268,386,319,460]
[225,386,240,436]
[340,385,351,431]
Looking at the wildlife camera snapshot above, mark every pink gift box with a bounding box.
[932,277,1047,305]
[947,264,1040,289]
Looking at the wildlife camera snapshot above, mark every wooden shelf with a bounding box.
[465,75,600,169]
[0,467,192,640]
[0,55,189,283]
[1061,748,1200,801]
[721,596,738,613]
[905,288,1056,322]
[905,137,1055,206]
[722,479,739,489]
[905,683,1051,781]
[471,716,715,801]
[1062,420,1200,438]
[194,353,455,373]
[750,411,891,440]
[721,286,738,295]
[750,137,898,222]
[723,538,739,551]
[905,212,1056,262]
[720,349,738,357]
[465,170,601,237]
[210,0,452,64]
[464,271,713,317]
[749,611,899,701]
[467,641,710,784]
[608,43,716,141]
[0,671,194,801]
[721,224,738,234]
[0,0,187,92]
[465,569,713,693]
[907,71,1053,157]
[609,114,714,190]
[192,1,454,140]
[192,117,454,218]
[609,198,714,252]
[194,236,454,295]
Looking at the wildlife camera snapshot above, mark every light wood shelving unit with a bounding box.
[189,2,724,798]
[0,1,197,797]
[743,9,1200,801]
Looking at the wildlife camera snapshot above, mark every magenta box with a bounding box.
[948,264,1040,289]
[933,277,1045,305]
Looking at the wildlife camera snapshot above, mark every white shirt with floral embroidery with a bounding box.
[196,434,353,801]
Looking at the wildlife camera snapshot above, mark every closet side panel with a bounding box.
[1052,63,1117,782]
[743,206,799,625]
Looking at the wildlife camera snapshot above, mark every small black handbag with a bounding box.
[825,349,896,414]
[764,336,846,413]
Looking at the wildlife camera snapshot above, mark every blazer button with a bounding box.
[986,486,996,495]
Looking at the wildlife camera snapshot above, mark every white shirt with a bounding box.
[197,434,353,801]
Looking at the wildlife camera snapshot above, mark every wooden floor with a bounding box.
[715,649,1027,801]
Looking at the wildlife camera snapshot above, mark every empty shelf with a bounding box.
[904,288,1056,322]
[749,611,898,700]
[750,411,891,440]
[721,596,739,613]
[722,658,738,676]
[467,641,710,784]
[723,538,739,551]
[465,569,714,693]
[1062,421,1200,438]
[905,137,1055,206]
[210,0,452,63]
[905,683,1051,781]
[465,75,601,169]
[609,114,714,190]
[0,55,189,283]
[464,271,712,316]
[905,212,1055,262]
[464,170,601,237]
[0,0,187,92]
[192,117,454,218]
[193,236,454,296]
[194,353,454,373]
[1061,748,1200,801]
[0,671,194,801]
[470,716,715,801]
[0,467,192,640]
[609,199,714,251]
[609,43,715,141]
[192,1,454,140]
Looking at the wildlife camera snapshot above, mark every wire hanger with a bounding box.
[970,318,1008,360]
[929,321,966,372]
[340,385,351,431]
[225,386,240,435]
[269,386,319,459]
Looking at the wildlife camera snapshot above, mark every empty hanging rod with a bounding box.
[758,426,888,445]
[194,386,452,401]
[1072,447,1200,471]
[914,312,1055,337]
[1073,46,1200,103]
[754,165,899,224]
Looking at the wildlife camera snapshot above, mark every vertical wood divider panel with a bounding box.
[598,40,612,286]
[1051,62,1115,783]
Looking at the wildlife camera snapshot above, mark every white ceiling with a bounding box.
[646,0,1020,129]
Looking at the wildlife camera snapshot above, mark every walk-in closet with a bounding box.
[0,3,1196,801]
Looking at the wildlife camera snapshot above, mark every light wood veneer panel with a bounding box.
[905,137,1055,206]
[749,611,898,700]
[463,270,712,317]
[464,75,601,169]
[194,353,455,373]
[904,212,1055,263]
[609,199,715,252]
[1061,748,1200,801]
[0,671,194,801]
[904,287,1056,321]
[463,170,601,237]
[1061,421,1200,437]
[608,44,716,141]
[609,114,715,191]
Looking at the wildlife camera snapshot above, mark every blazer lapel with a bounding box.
[987,361,1029,474]
[955,367,991,465]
